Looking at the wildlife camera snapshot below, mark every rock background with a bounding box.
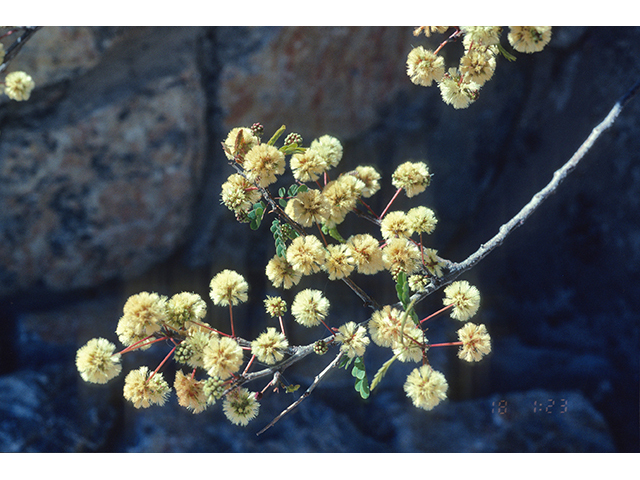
[0,26,638,452]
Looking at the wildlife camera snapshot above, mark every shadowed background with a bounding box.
[0,26,638,452]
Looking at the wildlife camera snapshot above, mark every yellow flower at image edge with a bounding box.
[210,269,249,306]
[4,71,35,101]
[404,364,448,411]
[76,338,122,384]
[123,366,170,409]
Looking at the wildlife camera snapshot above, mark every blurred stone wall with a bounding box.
[0,26,638,452]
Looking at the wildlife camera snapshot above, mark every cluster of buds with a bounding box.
[407,26,552,108]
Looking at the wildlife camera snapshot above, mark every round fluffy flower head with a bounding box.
[459,44,497,86]
[166,292,207,330]
[285,189,330,227]
[210,269,249,306]
[508,26,552,53]
[368,305,411,347]
[406,46,445,87]
[76,338,122,384]
[290,149,328,182]
[457,322,492,362]
[392,161,431,198]
[123,366,170,409]
[116,292,167,348]
[335,322,370,358]
[439,67,480,109]
[353,165,381,198]
[461,26,503,47]
[174,370,208,414]
[291,289,330,328]
[309,135,343,169]
[382,237,422,276]
[223,387,260,426]
[221,173,262,213]
[346,233,384,275]
[407,206,437,235]
[265,254,302,289]
[380,211,412,240]
[223,127,259,161]
[392,327,425,363]
[251,327,289,364]
[443,280,481,321]
[286,235,327,276]
[243,143,286,187]
[4,71,35,101]
[323,243,356,280]
[264,295,287,317]
[322,175,365,227]
[404,364,448,411]
[203,336,244,379]
[414,26,450,37]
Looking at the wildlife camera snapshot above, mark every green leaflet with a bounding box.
[351,357,370,399]
[248,201,266,230]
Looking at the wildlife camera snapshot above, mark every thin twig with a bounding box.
[410,78,640,307]
[256,350,345,436]
[0,27,41,74]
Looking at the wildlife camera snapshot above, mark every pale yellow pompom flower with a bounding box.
[174,370,208,414]
[380,211,412,240]
[290,149,328,182]
[123,366,170,409]
[353,165,381,198]
[368,305,412,348]
[251,327,289,364]
[404,364,448,411]
[460,44,497,86]
[285,189,330,227]
[443,280,481,321]
[221,173,261,213]
[461,26,503,47]
[346,233,384,275]
[116,292,167,349]
[322,175,364,227]
[508,26,552,53]
[291,288,330,328]
[382,237,422,276]
[265,255,302,289]
[407,206,437,235]
[439,68,480,109]
[210,269,249,306]
[4,71,35,101]
[286,235,327,276]
[309,135,343,169]
[457,322,492,362]
[223,387,260,426]
[392,327,425,363]
[223,127,259,161]
[323,243,355,280]
[76,338,122,384]
[406,46,445,87]
[165,291,207,330]
[203,336,244,379]
[243,143,286,188]
[335,321,370,358]
[392,161,431,197]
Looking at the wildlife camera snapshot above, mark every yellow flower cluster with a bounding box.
[406,26,551,108]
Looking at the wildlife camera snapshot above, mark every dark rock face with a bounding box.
[0,26,638,452]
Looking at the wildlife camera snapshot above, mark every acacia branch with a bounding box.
[411,78,640,306]
[256,350,345,436]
